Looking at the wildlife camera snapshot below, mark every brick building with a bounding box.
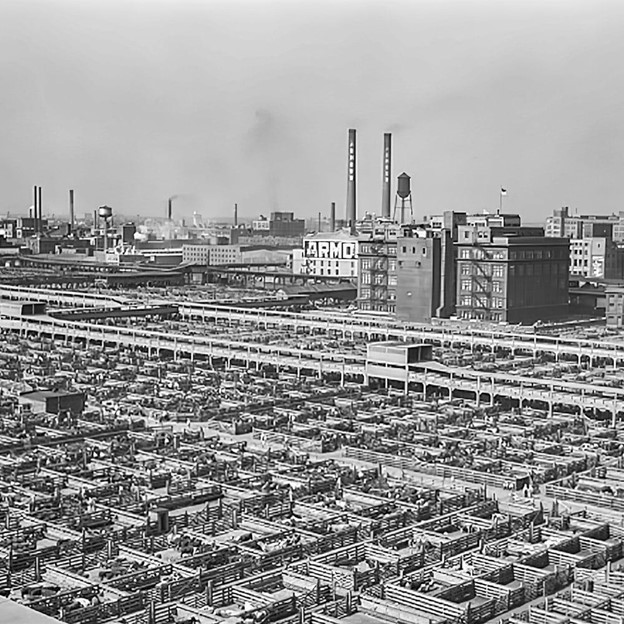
[455,225,569,323]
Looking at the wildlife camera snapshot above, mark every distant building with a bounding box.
[455,225,569,323]
[569,237,624,279]
[182,244,241,265]
[606,286,624,327]
[293,231,358,278]
[546,207,624,241]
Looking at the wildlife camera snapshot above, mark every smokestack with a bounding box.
[318,212,322,232]
[346,129,357,233]
[69,190,75,231]
[234,203,238,227]
[93,210,99,234]
[37,186,42,234]
[381,133,392,218]
[33,185,38,232]
[330,202,336,232]
[167,198,172,221]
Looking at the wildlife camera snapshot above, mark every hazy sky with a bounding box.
[1,0,624,222]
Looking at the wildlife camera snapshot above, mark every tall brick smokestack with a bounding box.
[346,129,357,233]
[330,202,336,231]
[381,133,392,218]
[69,190,75,230]
[37,186,42,234]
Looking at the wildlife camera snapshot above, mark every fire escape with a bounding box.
[469,247,493,317]
[370,241,390,312]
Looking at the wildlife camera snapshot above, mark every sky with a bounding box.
[1,0,624,222]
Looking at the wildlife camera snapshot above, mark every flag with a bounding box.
[500,188,507,195]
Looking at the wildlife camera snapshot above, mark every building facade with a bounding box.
[455,226,569,323]
[357,220,402,313]
[395,229,456,323]
[606,286,624,327]
[182,244,242,265]
[569,237,624,280]
[546,207,624,241]
[293,232,358,278]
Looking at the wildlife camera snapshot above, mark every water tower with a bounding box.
[393,173,413,224]
[98,205,113,252]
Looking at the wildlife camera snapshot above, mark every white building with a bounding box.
[292,231,358,278]
[182,244,241,265]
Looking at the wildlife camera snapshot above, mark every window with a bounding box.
[361,271,371,284]
[461,295,472,306]
[389,259,397,271]
[492,281,502,293]
[402,246,407,253]
[492,264,504,278]
[461,280,472,291]
[361,259,371,270]
[460,249,470,259]
[493,297,504,308]
[461,264,471,275]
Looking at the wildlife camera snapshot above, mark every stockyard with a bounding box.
[3,284,624,624]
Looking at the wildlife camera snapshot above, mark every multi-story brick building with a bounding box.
[569,237,624,280]
[357,219,402,313]
[455,225,569,323]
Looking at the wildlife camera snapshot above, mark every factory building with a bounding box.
[569,237,624,280]
[357,219,402,313]
[292,231,358,278]
[546,206,624,241]
[455,225,569,323]
[395,229,456,323]
[182,244,242,266]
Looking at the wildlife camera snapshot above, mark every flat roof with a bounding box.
[20,389,83,401]
[0,598,61,623]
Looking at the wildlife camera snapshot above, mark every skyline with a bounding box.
[2,0,624,220]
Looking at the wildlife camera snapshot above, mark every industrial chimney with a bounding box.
[167,198,173,221]
[234,203,238,227]
[330,202,336,232]
[381,133,392,218]
[69,190,75,231]
[346,129,357,233]
[33,186,38,233]
[37,186,42,234]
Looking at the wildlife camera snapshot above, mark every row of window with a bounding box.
[459,248,565,261]
[458,296,506,308]
[460,279,503,293]
[359,244,397,255]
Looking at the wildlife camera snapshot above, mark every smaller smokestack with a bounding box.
[330,202,336,231]
[37,186,42,234]
[318,211,322,232]
[69,190,75,231]
[33,185,38,232]
[234,203,238,227]
[167,198,172,221]
[93,210,99,234]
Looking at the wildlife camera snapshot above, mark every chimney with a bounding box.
[318,211,322,232]
[381,133,392,218]
[346,129,357,233]
[167,198,172,221]
[37,186,42,234]
[330,202,336,232]
[69,190,75,231]
[33,185,38,231]
[234,203,238,227]
[93,210,99,234]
